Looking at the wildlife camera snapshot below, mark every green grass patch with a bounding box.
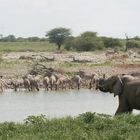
[90,60,114,67]
[0,42,57,52]
[0,113,140,140]
[0,60,29,69]
[60,61,114,69]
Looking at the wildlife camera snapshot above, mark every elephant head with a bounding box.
[113,74,137,96]
[97,75,123,97]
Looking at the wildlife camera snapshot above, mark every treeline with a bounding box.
[65,35,140,51]
[126,39,140,50]
[0,27,140,51]
[64,32,124,51]
[0,35,47,42]
[46,28,140,51]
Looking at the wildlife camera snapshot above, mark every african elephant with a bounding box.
[97,75,140,115]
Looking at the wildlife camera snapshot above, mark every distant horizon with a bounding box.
[0,28,139,39]
[0,29,136,39]
[0,0,139,38]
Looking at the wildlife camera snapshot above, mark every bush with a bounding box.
[64,36,104,51]
[78,112,96,123]
[74,37,104,51]
[0,113,140,139]
[102,37,123,48]
[64,37,75,50]
[126,40,140,49]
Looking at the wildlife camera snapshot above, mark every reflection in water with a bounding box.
[0,89,138,122]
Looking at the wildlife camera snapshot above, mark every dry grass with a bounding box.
[0,51,139,78]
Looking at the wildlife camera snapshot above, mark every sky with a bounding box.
[0,0,139,38]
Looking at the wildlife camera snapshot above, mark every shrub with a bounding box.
[64,36,104,51]
[102,37,123,48]
[126,40,140,49]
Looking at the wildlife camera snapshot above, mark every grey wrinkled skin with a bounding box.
[97,75,140,115]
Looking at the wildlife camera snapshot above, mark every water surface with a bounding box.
[0,89,138,122]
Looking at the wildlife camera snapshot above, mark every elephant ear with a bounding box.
[113,76,123,97]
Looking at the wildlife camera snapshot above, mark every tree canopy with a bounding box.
[64,31,104,51]
[46,27,71,50]
[0,28,139,52]
[101,37,123,48]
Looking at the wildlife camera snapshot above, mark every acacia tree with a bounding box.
[46,27,71,50]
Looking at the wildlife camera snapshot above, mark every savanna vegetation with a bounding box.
[0,28,139,139]
[0,27,140,52]
[0,113,140,140]
[0,42,56,52]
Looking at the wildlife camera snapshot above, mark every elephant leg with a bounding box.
[128,108,133,113]
[115,107,123,115]
[115,106,132,115]
[136,87,140,96]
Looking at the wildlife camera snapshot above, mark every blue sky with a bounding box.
[0,0,139,38]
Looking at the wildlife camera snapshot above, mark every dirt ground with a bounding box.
[0,51,140,78]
